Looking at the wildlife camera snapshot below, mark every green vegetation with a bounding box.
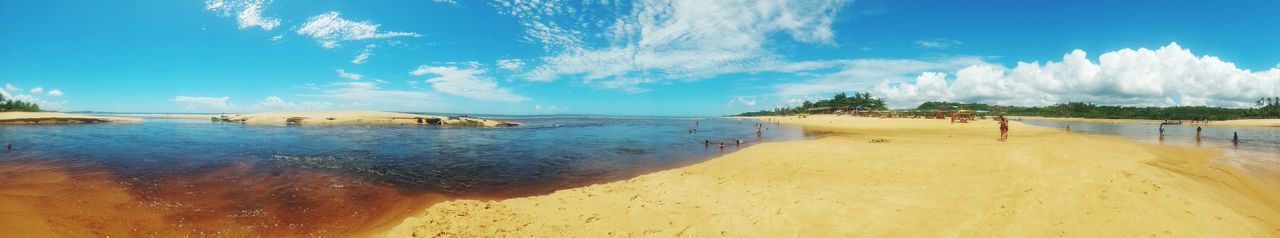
[735,92,887,116]
[0,93,41,112]
[925,100,1280,121]
[736,93,1280,120]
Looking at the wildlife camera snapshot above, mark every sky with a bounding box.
[2,0,1280,116]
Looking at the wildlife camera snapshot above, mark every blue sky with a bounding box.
[2,0,1279,115]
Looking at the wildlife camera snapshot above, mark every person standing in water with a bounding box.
[1232,132,1240,146]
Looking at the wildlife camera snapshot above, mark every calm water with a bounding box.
[0,116,808,236]
[1021,120,1280,172]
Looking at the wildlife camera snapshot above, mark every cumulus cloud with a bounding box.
[352,44,375,64]
[870,43,1280,108]
[296,11,419,48]
[336,68,364,80]
[47,90,63,97]
[496,59,525,70]
[29,87,43,94]
[498,0,852,91]
[773,57,992,97]
[411,64,529,103]
[205,0,281,30]
[914,38,962,49]
[171,96,233,110]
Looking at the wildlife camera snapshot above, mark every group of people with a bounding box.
[1162,125,1240,146]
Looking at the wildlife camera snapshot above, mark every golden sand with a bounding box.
[0,112,142,124]
[383,115,1280,237]
[215,111,514,126]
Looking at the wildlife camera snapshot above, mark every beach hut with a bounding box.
[806,107,835,114]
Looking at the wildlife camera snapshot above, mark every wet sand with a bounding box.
[385,115,1280,237]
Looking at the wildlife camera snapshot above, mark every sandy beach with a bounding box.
[213,111,516,126]
[383,115,1280,237]
[1213,119,1280,127]
[0,112,142,124]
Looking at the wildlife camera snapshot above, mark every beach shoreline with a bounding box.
[0,112,143,124]
[382,115,1280,237]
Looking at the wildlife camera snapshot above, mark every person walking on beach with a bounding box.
[998,116,1009,142]
[1232,132,1240,146]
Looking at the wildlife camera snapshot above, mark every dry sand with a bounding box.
[383,115,1280,237]
[0,112,142,124]
[214,111,515,126]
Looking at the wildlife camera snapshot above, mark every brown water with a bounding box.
[0,159,444,237]
[0,117,808,236]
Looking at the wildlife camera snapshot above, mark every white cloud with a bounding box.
[432,0,458,5]
[870,43,1280,108]
[309,81,436,104]
[914,38,962,49]
[772,57,992,97]
[4,83,18,91]
[496,59,525,70]
[336,68,364,80]
[250,96,331,111]
[29,87,43,94]
[500,0,853,91]
[271,35,284,42]
[47,90,63,97]
[352,44,375,64]
[205,0,281,30]
[171,96,233,110]
[411,64,529,103]
[296,11,419,49]
[534,104,560,114]
[727,96,758,107]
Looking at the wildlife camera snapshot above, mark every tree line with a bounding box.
[0,93,41,112]
[918,100,1280,120]
[737,95,1280,120]
[735,92,887,116]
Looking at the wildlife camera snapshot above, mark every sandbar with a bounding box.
[382,115,1280,237]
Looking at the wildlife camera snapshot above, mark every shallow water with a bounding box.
[0,116,808,236]
[1021,120,1280,181]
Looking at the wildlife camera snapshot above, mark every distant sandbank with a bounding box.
[0,112,142,124]
[383,115,1280,237]
[3,111,518,127]
[212,111,517,127]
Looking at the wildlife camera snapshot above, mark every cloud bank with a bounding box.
[869,43,1280,108]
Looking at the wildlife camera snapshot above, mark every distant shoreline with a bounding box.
[1,111,519,127]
